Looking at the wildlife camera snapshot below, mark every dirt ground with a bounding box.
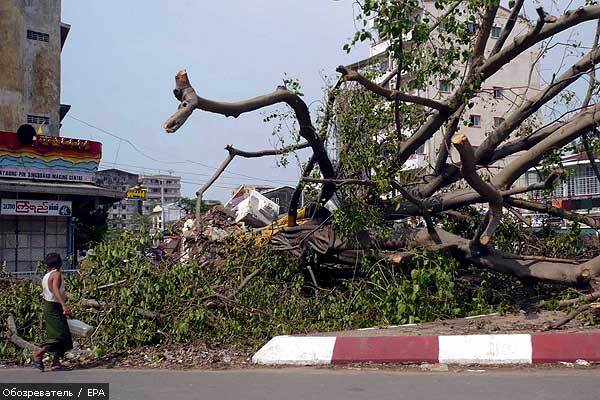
[311,310,600,337]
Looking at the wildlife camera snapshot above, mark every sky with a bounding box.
[59,1,596,202]
[60,0,367,202]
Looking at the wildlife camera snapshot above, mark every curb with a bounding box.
[252,331,600,365]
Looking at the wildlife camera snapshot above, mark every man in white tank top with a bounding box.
[32,253,73,372]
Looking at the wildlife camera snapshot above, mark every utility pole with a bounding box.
[161,179,165,231]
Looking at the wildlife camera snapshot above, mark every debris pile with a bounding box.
[152,191,292,264]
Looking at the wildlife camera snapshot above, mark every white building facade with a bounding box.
[362,2,542,171]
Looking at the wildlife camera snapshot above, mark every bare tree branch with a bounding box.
[194,141,310,218]
[302,177,375,186]
[480,5,600,82]
[288,156,316,227]
[434,104,466,174]
[391,181,441,244]
[494,104,600,189]
[164,70,337,205]
[506,197,600,229]
[471,0,500,65]
[336,65,451,111]
[581,20,600,184]
[490,0,525,56]
[477,45,600,163]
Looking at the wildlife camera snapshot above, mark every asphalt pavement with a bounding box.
[0,367,599,400]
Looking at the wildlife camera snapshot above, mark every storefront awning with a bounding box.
[0,179,124,200]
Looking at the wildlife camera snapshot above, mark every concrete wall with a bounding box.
[0,0,62,136]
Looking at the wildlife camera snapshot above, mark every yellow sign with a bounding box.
[126,186,147,199]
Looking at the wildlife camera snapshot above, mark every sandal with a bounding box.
[32,359,44,372]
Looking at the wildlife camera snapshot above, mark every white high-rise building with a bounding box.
[348,1,542,171]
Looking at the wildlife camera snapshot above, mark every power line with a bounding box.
[98,160,299,185]
[68,114,302,185]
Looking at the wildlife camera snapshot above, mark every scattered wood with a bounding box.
[557,292,600,307]
[5,314,41,352]
[79,298,166,320]
[546,302,600,330]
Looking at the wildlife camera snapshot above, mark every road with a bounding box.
[0,367,599,400]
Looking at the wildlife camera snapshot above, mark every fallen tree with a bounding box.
[163,1,600,290]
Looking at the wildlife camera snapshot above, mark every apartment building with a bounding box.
[139,174,181,215]
[349,1,542,171]
[96,169,141,230]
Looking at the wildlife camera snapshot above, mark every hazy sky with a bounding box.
[60,0,367,201]
[60,1,595,202]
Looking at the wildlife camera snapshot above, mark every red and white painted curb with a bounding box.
[252,332,600,365]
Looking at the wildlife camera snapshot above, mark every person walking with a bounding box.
[32,253,73,372]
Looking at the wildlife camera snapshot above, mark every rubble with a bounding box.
[233,190,279,227]
[148,201,308,265]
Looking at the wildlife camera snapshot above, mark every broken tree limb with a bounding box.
[494,103,600,189]
[500,254,579,264]
[490,0,525,56]
[546,302,600,330]
[271,222,600,286]
[477,45,600,164]
[165,70,337,205]
[79,298,165,320]
[580,20,600,185]
[5,314,41,352]
[558,292,600,307]
[288,155,316,227]
[195,141,310,219]
[390,181,441,244]
[335,65,451,112]
[452,134,503,245]
[94,279,127,291]
[470,0,499,66]
[201,268,262,304]
[506,197,600,229]
[434,104,466,174]
[301,177,375,187]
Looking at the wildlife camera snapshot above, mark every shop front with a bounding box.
[0,127,123,274]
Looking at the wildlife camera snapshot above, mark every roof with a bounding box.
[261,186,296,195]
[345,52,387,72]
[60,22,71,50]
[97,168,139,178]
[561,152,599,167]
[0,179,124,200]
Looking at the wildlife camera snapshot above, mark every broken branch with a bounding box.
[452,134,503,245]
[336,65,451,112]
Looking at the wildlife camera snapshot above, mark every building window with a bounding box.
[439,81,450,93]
[466,22,480,34]
[493,87,504,99]
[27,115,49,125]
[27,29,49,42]
[469,114,481,127]
[491,26,501,39]
[493,117,505,128]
